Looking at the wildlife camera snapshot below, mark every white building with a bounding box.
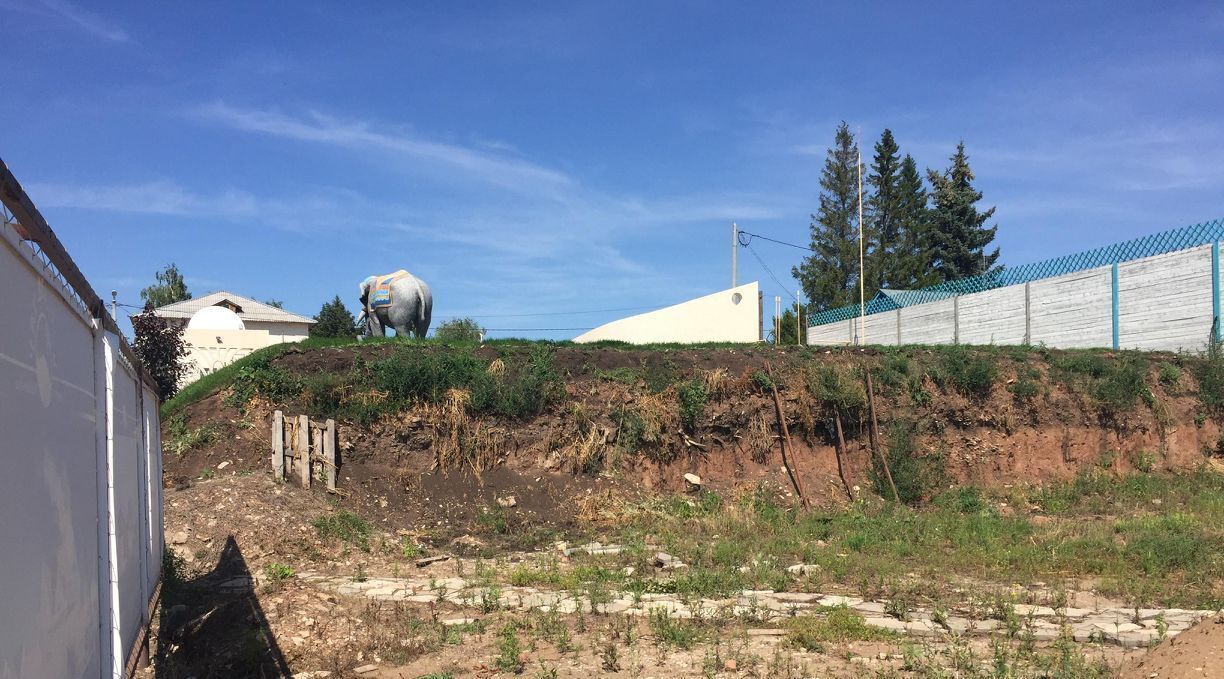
[153,291,315,383]
[574,282,761,344]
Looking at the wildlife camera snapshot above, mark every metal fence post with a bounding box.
[1111,263,1120,350]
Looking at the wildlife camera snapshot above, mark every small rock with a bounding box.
[170,531,189,545]
[217,461,230,469]
[352,665,378,675]
[441,617,476,626]
[415,555,450,568]
[497,495,517,508]
[684,473,702,488]
[653,552,686,570]
[724,658,737,671]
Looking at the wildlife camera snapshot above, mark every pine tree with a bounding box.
[866,129,902,291]
[893,154,938,288]
[311,296,359,338]
[793,122,867,311]
[926,142,999,281]
[140,263,191,308]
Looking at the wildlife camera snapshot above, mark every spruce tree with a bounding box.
[792,122,866,311]
[926,142,999,281]
[893,154,938,288]
[311,296,359,338]
[866,129,902,291]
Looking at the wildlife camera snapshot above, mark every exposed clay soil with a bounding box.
[165,344,1221,538]
[1118,616,1224,679]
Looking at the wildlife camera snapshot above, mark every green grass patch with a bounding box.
[785,606,897,650]
[312,509,373,551]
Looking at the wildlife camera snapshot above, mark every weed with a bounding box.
[933,345,998,396]
[933,486,988,514]
[869,421,946,505]
[599,638,621,671]
[648,609,704,649]
[262,562,294,582]
[677,379,709,433]
[785,606,896,649]
[352,563,367,582]
[494,623,525,673]
[750,370,774,391]
[1159,362,1182,387]
[1130,450,1158,473]
[313,510,373,551]
[475,506,509,535]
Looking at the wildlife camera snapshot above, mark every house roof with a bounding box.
[153,291,315,325]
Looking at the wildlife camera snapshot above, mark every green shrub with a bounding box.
[933,346,997,396]
[677,379,708,432]
[223,358,303,411]
[262,562,295,582]
[750,370,774,391]
[786,606,896,649]
[806,364,866,413]
[869,422,946,505]
[434,317,485,343]
[1158,362,1182,387]
[312,510,372,551]
[1094,357,1152,418]
[1195,337,1224,410]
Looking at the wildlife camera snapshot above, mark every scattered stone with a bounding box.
[415,555,450,568]
[724,658,737,671]
[352,665,378,675]
[684,473,702,489]
[217,461,230,469]
[496,495,517,508]
[786,564,820,576]
[169,531,189,545]
[653,552,686,570]
[441,617,476,626]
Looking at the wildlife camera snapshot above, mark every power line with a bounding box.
[737,230,814,253]
[744,243,798,302]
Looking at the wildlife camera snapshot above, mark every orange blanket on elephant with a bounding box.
[369,270,410,310]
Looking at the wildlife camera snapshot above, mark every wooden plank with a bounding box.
[272,411,284,480]
[297,414,311,488]
[324,419,337,491]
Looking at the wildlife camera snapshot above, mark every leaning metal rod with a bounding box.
[765,362,810,508]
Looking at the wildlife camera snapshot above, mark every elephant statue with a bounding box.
[358,269,433,338]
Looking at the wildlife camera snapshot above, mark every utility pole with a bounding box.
[111,290,117,322]
[774,296,781,345]
[857,133,866,346]
[796,290,802,346]
[731,222,738,289]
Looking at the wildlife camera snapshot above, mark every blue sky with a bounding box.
[3,1,1223,338]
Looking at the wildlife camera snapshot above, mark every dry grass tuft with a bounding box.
[744,411,776,463]
[701,368,732,400]
[427,388,500,477]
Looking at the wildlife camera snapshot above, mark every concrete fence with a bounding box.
[1,160,164,679]
[808,244,1220,352]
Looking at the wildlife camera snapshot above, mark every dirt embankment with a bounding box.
[163,343,1223,539]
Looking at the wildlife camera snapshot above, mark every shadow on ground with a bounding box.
[156,536,291,678]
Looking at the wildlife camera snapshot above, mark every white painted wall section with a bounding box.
[1028,267,1113,349]
[574,282,760,344]
[1118,246,1213,351]
[901,299,956,345]
[958,285,1027,345]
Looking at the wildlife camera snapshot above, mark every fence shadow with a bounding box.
[156,535,291,678]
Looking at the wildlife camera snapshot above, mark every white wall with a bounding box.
[182,324,309,383]
[574,282,760,344]
[1,221,163,679]
[958,284,1027,345]
[1118,246,1213,351]
[806,244,1222,352]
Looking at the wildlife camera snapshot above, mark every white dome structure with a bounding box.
[186,305,246,331]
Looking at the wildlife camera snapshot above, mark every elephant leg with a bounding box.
[368,311,386,337]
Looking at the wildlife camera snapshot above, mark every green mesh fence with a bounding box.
[808,217,1224,327]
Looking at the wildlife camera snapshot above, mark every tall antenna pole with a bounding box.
[857,132,866,345]
[796,290,801,346]
[731,222,738,289]
[774,296,781,345]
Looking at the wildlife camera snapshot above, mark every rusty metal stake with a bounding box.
[765,363,809,509]
[832,409,854,502]
[865,370,900,503]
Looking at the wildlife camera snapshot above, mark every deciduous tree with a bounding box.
[131,305,189,399]
[140,263,191,308]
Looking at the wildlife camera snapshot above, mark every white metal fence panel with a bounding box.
[0,229,103,679]
[1118,246,1213,352]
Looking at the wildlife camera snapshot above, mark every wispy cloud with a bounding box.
[191,102,575,196]
[29,0,129,42]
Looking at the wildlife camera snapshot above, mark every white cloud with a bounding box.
[31,0,129,42]
[191,102,576,196]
